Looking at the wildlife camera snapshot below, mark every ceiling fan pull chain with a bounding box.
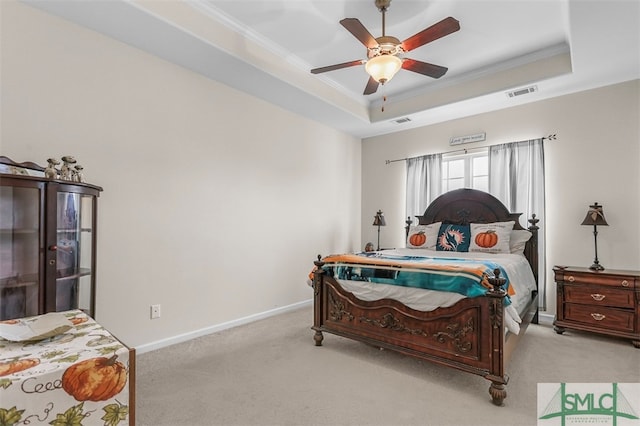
[382,86,387,112]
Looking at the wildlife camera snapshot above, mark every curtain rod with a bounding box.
[385,134,557,165]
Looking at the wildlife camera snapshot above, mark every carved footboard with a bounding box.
[312,259,510,405]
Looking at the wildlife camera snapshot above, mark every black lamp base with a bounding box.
[589,262,604,271]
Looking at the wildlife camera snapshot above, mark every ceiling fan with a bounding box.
[311,0,460,96]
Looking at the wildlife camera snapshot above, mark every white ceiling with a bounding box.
[23,0,640,138]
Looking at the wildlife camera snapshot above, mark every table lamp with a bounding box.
[372,210,386,251]
[580,202,608,271]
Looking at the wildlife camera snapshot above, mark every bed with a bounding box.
[310,188,539,405]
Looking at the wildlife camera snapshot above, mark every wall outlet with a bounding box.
[150,304,161,319]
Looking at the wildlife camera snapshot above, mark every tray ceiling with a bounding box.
[22,0,640,138]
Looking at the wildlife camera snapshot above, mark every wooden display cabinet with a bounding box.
[0,156,102,320]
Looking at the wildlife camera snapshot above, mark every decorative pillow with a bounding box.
[406,222,442,249]
[469,221,514,254]
[436,224,471,252]
[510,229,532,255]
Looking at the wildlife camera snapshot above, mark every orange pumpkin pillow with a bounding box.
[406,222,441,249]
[469,221,514,254]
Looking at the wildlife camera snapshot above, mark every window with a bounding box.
[441,150,488,192]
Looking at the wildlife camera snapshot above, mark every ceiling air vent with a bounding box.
[393,117,412,124]
[507,85,538,98]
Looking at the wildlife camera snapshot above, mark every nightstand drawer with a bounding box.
[561,272,636,288]
[564,303,635,332]
[564,286,635,308]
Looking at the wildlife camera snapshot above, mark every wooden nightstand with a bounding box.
[553,266,640,348]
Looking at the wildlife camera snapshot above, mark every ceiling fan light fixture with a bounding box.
[365,54,402,84]
[310,5,459,96]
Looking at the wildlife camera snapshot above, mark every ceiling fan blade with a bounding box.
[311,60,364,74]
[340,18,378,49]
[401,17,460,52]
[402,59,448,79]
[363,76,379,95]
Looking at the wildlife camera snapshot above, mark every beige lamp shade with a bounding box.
[365,55,402,84]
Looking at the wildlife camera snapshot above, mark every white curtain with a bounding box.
[405,153,442,223]
[489,138,546,309]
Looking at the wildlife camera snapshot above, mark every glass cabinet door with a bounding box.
[55,192,95,316]
[0,185,41,320]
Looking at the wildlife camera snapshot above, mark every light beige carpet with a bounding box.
[135,306,639,426]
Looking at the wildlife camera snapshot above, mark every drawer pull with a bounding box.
[590,313,606,321]
[567,276,575,282]
[590,293,606,301]
[621,280,629,287]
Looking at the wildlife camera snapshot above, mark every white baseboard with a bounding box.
[537,312,554,326]
[136,301,554,354]
[135,299,313,355]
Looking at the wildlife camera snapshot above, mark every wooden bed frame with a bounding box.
[311,188,539,405]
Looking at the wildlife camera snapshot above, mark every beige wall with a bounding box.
[362,79,640,315]
[3,1,639,349]
[1,2,361,349]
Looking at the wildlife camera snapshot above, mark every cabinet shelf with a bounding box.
[0,228,39,234]
[56,228,93,233]
[56,268,92,281]
[0,273,39,289]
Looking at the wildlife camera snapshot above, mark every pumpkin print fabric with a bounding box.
[62,355,128,402]
[0,310,132,426]
[469,221,514,254]
[0,358,40,377]
[406,222,441,249]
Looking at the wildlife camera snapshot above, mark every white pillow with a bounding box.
[407,222,442,249]
[510,229,532,255]
[469,221,514,254]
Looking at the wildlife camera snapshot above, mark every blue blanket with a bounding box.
[321,252,512,303]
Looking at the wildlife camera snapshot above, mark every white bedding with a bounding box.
[335,248,537,335]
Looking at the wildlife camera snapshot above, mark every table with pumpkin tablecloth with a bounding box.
[0,310,135,425]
